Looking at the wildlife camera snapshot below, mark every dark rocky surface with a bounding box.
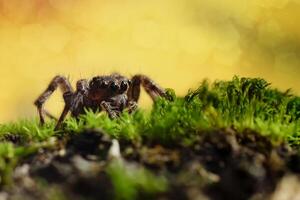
[3,128,300,200]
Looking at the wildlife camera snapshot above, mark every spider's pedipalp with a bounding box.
[100,101,119,119]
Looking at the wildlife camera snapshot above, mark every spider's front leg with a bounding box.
[127,101,138,114]
[127,74,168,103]
[34,75,74,125]
[100,101,120,119]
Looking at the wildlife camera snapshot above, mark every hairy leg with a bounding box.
[55,79,88,129]
[127,101,138,114]
[34,75,74,125]
[76,79,88,94]
[54,105,70,130]
[100,101,119,119]
[43,110,57,120]
[127,74,167,103]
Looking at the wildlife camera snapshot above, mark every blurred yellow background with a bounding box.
[0,0,300,122]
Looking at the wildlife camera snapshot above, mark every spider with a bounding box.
[34,73,169,130]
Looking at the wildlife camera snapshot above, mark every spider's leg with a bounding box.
[127,74,167,103]
[55,79,88,130]
[127,101,138,114]
[34,75,74,125]
[100,101,119,119]
[55,105,70,131]
[43,110,57,120]
[76,79,89,93]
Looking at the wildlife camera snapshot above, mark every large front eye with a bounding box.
[121,81,128,91]
[110,82,119,91]
[92,77,99,82]
[100,81,108,88]
[90,77,99,89]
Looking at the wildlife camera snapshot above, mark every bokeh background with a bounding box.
[0,0,300,122]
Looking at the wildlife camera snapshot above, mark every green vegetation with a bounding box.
[107,160,168,200]
[0,76,299,199]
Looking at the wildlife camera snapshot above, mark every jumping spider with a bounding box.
[34,73,169,130]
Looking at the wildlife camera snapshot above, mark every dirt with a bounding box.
[2,128,300,200]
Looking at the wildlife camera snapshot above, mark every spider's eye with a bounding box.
[92,77,102,84]
[121,81,128,91]
[91,77,101,85]
[100,81,108,88]
[110,82,119,91]
[92,77,98,82]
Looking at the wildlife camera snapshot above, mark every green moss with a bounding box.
[0,119,56,142]
[107,160,168,200]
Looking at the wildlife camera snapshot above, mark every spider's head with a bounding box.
[89,75,131,99]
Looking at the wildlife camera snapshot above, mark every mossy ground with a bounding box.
[0,76,300,200]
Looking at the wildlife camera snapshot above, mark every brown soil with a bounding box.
[3,128,300,200]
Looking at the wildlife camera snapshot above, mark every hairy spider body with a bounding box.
[34,73,168,130]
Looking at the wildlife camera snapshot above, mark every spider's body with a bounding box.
[34,73,168,129]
